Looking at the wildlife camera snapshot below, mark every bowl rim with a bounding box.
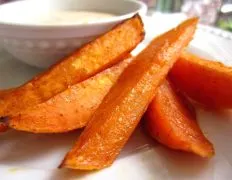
[0,0,147,29]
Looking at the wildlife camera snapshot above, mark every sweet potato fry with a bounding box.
[145,80,214,158]
[0,15,144,117]
[0,122,8,132]
[170,51,232,109]
[173,86,196,119]
[9,57,132,133]
[60,18,198,170]
[0,88,14,97]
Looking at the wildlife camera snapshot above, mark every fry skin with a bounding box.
[170,51,232,109]
[0,15,144,117]
[145,80,214,158]
[0,122,8,132]
[9,57,132,133]
[0,88,14,97]
[60,18,198,170]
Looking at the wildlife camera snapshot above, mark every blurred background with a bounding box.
[142,0,232,32]
[0,0,232,32]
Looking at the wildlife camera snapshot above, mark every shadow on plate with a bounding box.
[0,50,41,88]
[0,129,82,168]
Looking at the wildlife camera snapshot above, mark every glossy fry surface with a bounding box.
[60,18,198,170]
[0,15,144,116]
[145,80,214,158]
[170,51,232,109]
[9,58,132,133]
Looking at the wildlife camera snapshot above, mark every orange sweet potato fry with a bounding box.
[0,121,8,132]
[9,57,132,133]
[173,85,196,119]
[145,80,214,158]
[0,15,144,117]
[60,18,198,170]
[0,88,14,97]
[170,51,232,109]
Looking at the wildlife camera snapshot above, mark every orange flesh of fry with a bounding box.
[60,18,198,170]
[9,58,132,133]
[170,51,232,109]
[0,15,144,117]
[145,80,214,158]
[173,84,196,119]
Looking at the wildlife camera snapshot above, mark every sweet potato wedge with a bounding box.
[0,88,14,97]
[9,57,132,133]
[60,18,198,170]
[145,80,214,158]
[0,122,8,132]
[170,51,232,109]
[0,15,144,116]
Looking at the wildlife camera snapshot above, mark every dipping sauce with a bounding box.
[22,11,115,25]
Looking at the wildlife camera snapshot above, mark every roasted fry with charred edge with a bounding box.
[9,57,132,133]
[145,80,214,158]
[169,51,232,109]
[0,121,8,132]
[60,18,198,170]
[0,15,144,117]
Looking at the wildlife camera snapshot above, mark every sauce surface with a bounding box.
[30,11,115,25]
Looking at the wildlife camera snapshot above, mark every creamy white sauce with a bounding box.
[27,11,115,25]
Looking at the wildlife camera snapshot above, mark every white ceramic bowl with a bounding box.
[0,0,147,68]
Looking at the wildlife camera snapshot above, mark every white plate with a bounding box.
[0,17,232,180]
